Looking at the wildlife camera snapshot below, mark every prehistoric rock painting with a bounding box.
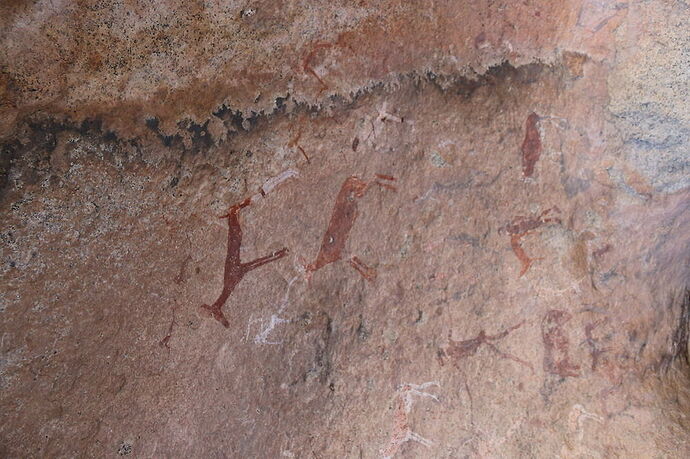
[567,404,604,443]
[521,112,542,177]
[174,255,192,285]
[541,309,580,377]
[499,207,562,277]
[288,129,310,163]
[304,174,396,282]
[583,319,611,371]
[381,382,440,458]
[349,256,378,282]
[302,33,353,94]
[362,103,404,143]
[439,321,534,372]
[254,169,299,199]
[159,306,176,349]
[302,42,333,93]
[249,274,300,345]
[351,136,360,151]
[200,198,289,328]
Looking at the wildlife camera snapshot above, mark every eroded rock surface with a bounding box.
[1,1,689,457]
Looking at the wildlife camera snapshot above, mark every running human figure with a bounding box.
[201,197,288,328]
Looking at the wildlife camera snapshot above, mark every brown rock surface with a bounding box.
[1,1,689,457]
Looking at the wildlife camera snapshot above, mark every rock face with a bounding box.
[1,1,689,457]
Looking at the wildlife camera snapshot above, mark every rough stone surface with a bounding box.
[1,1,689,457]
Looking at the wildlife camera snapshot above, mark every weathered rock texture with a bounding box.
[1,1,689,457]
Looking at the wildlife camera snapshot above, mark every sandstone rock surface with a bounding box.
[1,1,689,457]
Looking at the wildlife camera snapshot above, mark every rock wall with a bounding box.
[1,1,689,457]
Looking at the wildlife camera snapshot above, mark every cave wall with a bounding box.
[1,1,689,457]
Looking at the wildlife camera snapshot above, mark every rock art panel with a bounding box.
[0,1,688,457]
